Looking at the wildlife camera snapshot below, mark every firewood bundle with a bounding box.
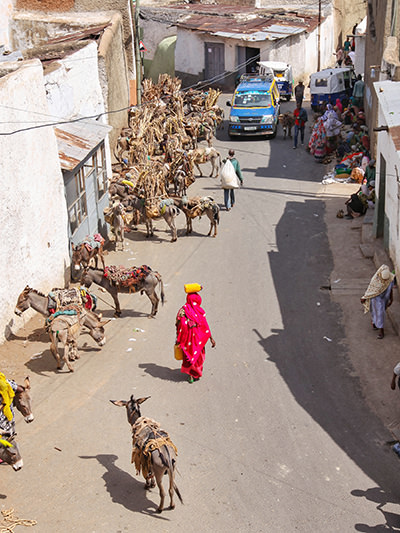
[113,74,223,211]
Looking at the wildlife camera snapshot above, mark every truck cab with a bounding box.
[227,74,280,138]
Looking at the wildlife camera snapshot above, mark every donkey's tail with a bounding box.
[155,272,165,304]
[174,482,183,504]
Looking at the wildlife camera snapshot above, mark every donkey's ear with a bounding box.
[137,396,151,405]
[24,377,30,390]
[110,400,127,407]
[71,244,75,251]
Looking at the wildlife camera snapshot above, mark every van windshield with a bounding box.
[234,91,271,107]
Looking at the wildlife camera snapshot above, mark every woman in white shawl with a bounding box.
[361,265,395,339]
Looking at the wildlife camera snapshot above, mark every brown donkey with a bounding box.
[111,395,182,513]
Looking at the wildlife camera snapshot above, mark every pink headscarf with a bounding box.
[335,98,343,113]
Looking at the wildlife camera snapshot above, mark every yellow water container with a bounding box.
[184,283,202,293]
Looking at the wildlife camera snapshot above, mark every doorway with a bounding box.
[375,154,388,246]
[204,42,225,82]
[237,46,260,75]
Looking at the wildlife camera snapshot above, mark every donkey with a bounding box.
[110,395,182,513]
[71,237,105,274]
[81,266,165,318]
[47,310,107,372]
[15,286,97,319]
[0,377,34,471]
[109,202,126,251]
[188,147,221,178]
[174,196,220,237]
[278,112,295,140]
[126,195,179,242]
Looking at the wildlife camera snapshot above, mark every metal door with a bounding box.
[205,42,225,81]
[236,46,246,78]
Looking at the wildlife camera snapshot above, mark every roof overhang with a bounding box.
[55,118,112,171]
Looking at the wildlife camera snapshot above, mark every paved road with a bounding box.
[3,100,400,532]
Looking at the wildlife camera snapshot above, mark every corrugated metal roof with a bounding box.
[54,118,112,171]
[171,8,320,40]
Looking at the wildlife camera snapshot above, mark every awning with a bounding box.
[54,118,112,171]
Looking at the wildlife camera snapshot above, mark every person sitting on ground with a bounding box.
[344,183,369,218]
[361,265,394,339]
[364,159,376,185]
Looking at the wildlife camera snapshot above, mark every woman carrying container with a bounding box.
[175,284,216,383]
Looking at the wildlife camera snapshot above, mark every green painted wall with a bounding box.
[144,35,176,82]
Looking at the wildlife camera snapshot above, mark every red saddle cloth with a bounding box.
[104,265,152,290]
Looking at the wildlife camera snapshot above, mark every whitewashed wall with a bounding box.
[44,42,112,192]
[0,60,70,343]
[0,0,13,49]
[375,104,400,273]
[45,42,105,119]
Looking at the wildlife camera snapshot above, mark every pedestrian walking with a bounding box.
[221,149,243,211]
[361,265,395,339]
[344,37,351,56]
[352,74,365,109]
[293,103,308,149]
[175,284,216,384]
[294,80,305,106]
[334,47,344,66]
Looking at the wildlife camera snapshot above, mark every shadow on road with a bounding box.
[79,454,170,518]
[138,362,185,382]
[254,198,400,525]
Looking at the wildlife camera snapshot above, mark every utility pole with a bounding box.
[133,0,141,106]
[317,0,322,71]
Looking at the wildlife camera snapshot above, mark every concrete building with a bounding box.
[9,10,130,150]
[141,5,336,91]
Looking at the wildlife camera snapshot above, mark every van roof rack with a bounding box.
[239,73,274,83]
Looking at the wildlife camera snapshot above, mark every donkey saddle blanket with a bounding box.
[104,265,152,290]
[131,416,178,478]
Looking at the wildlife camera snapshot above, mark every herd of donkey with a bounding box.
[1,75,234,512]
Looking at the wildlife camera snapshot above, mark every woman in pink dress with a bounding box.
[176,287,216,383]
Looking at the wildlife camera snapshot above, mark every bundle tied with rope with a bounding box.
[1,508,37,533]
[131,417,178,479]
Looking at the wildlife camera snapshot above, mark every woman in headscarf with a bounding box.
[176,285,216,383]
[322,103,338,121]
[344,183,369,218]
[361,265,395,339]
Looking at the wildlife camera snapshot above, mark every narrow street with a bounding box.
[2,99,400,532]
